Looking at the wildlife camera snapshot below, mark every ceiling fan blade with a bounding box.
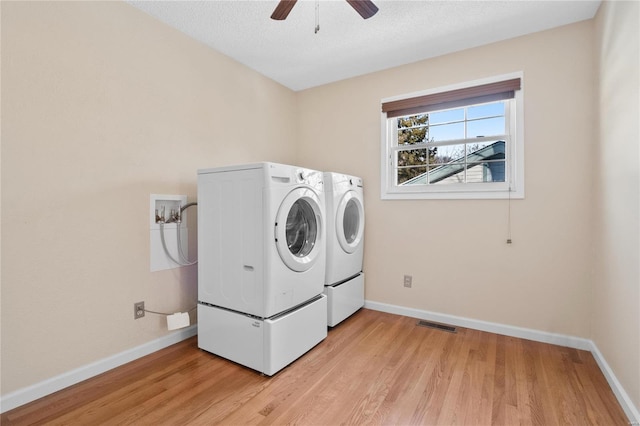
[346,0,379,19]
[271,0,298,20]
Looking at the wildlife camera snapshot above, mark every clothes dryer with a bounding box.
[197,163,327,375]
[323,172,365,327]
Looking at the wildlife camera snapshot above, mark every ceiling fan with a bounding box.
[270,0,379,20]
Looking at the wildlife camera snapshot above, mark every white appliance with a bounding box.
[323,172,365,327]
[197,162,328,375]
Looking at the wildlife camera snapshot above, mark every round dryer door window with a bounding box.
[336,191,364,254]
[275,188,323,272]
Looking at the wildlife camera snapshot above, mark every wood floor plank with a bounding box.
[372,322,447,425]
[1,309,630,425]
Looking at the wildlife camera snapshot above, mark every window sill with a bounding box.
[381,188,524,200]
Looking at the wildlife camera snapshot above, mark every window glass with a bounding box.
[428,164,465,185]
[397,115,429,145]
[467,102,504,119]
[393,102,508,189]
[430,144,466,164]
[429,122,465,142]
[429,108,464,124]
[398,166,427,185]
[467,117,505,137]
[397,147,430,184]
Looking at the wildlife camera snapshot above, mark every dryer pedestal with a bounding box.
[324,273,364,327]
[198,294,327,376]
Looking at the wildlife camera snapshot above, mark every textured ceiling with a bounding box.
[127,0,601,91]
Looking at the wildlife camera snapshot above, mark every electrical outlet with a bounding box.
[134,302,145,319]
[404,275,412,288]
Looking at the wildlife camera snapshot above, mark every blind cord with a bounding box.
[507,184,513,244]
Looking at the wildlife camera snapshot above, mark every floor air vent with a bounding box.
[416,320,457,333]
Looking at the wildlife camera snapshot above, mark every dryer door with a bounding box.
[336,190,364,254]
[275,187,323,272]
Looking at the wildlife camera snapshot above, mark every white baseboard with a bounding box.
[0,325,198,414]
[364,300,592,349]
[365,300,639,425]
[588,341,640,425]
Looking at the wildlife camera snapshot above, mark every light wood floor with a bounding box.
[2,309,629,425]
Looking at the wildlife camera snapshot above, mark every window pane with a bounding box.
[466,140,506,163]
[467,102,504,120]
[466,161,506,182]
[488,160,506,182]
[398,166,427,185]
[398,148,428,167]
[489,161,506,182]
[465,163,488,183]
[397,114,429,145]
[429,108,464,125]
[429,164,465,184]
[398,127,429,145]
[467,116,505,137]
[429,122,464,142]
[397,114,428,129]
[430,144,466,164]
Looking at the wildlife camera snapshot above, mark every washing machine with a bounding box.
[323,172,365,327]
[197,162,328,375]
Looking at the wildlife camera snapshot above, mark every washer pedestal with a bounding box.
[198,295,327,376]
[324,273,364,327]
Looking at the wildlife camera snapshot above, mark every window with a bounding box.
[380,74,524,200]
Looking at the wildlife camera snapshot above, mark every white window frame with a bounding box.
[380,72,524,200]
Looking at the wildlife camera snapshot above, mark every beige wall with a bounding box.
[1,1,297,394]
[298,21,596,336]
[2,0,638,416]
[594,0,640,412]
